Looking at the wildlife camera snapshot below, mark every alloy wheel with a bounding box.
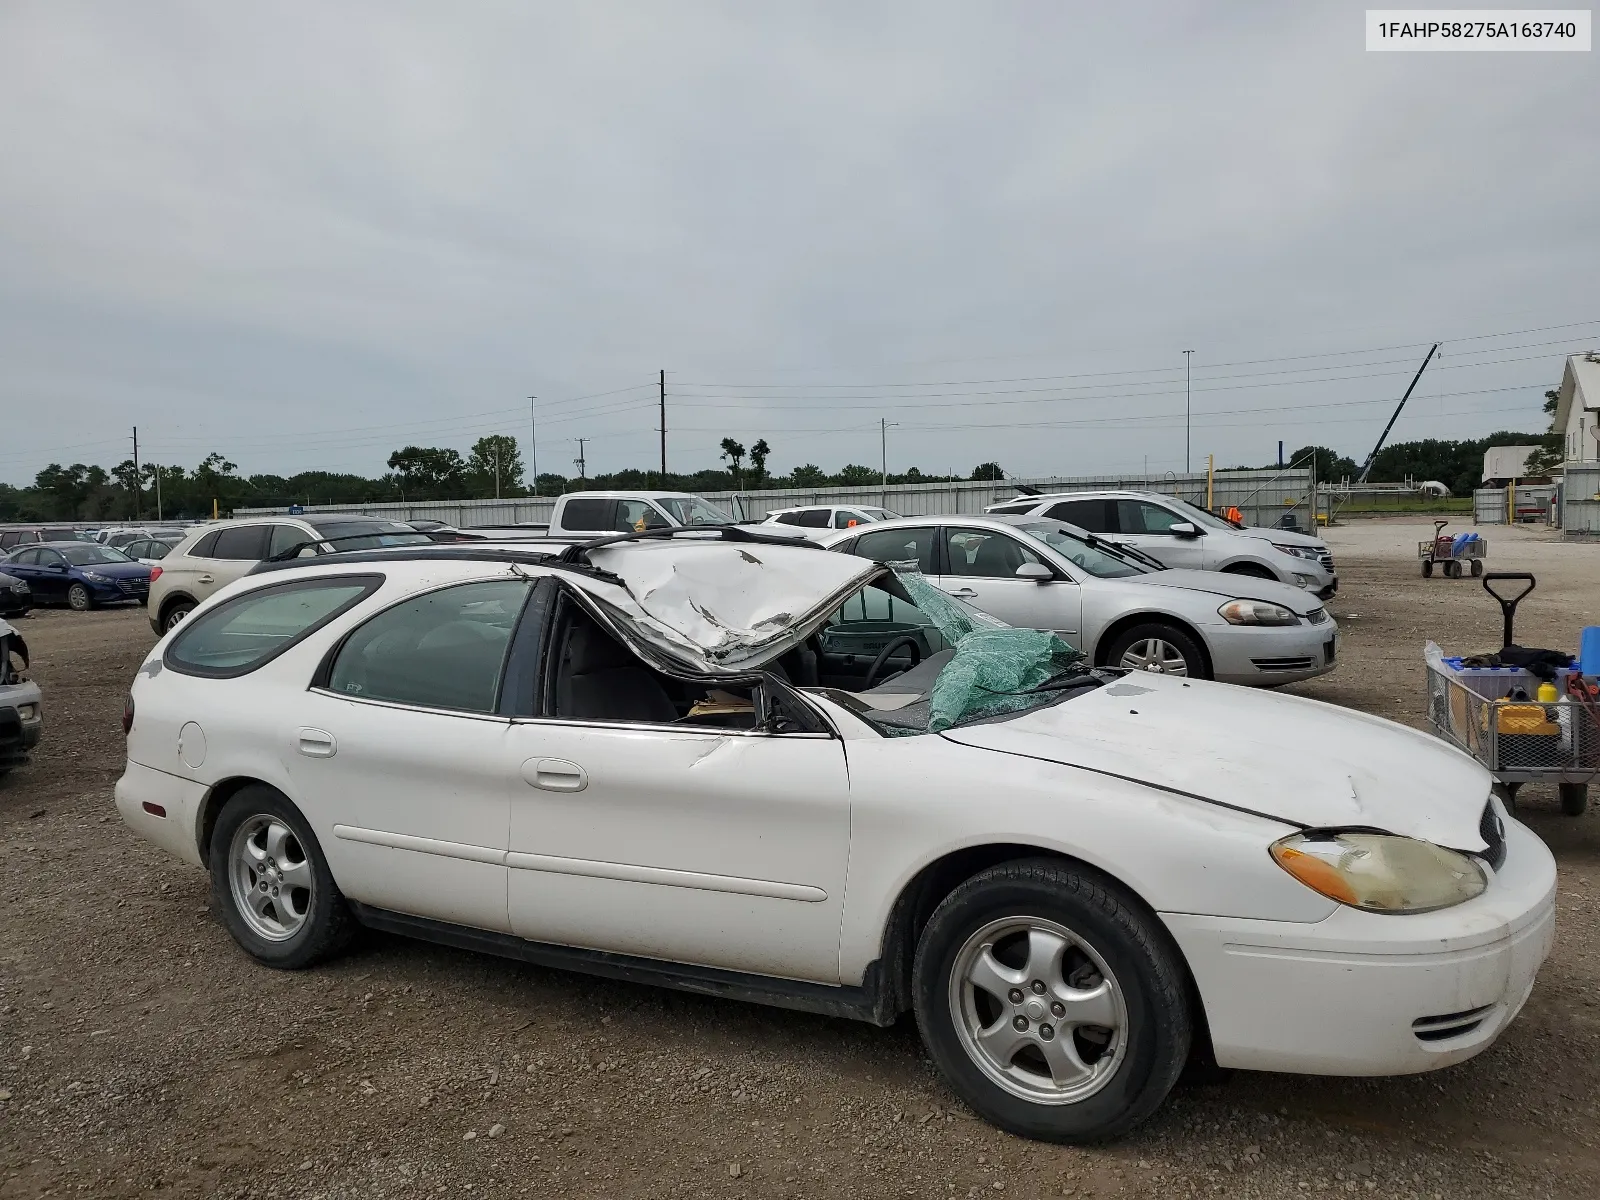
[228,814,314,942]
[67,584,91,611]
[1117,638,1189,675]
[947,916,1129,1105]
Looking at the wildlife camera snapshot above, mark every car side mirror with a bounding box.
[1014,562,1053,582]
[1169,522,1201,538]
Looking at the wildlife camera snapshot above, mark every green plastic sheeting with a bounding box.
[892,569,1085,732]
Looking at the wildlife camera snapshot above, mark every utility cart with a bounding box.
[1425,573,1600,815]
[1418,519,1487,579]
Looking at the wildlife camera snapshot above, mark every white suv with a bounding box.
[148,516,430,635]
[987,491,1336,599]
[760,504,898,539]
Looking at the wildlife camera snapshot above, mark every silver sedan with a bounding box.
[820,514,1337,685]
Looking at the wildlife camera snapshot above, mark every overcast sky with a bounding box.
[2,1,1597,487]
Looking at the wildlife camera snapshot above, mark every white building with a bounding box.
[1481,445,1539,485]
[1554,352,1600,465]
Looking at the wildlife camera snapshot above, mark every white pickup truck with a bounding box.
[467,491,741,540]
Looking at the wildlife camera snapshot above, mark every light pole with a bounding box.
[528,396,538,495]
[1183,350,1195,473]
[880,417,899,507]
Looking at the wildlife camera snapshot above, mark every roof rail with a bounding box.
[554,523,822,564]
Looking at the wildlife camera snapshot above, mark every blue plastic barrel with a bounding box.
[1580,626,1600,676]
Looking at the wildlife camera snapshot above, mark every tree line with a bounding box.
[0,432,1008,521]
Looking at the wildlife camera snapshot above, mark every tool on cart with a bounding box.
[1424,572,1599,816]
[1418,519,1486,579]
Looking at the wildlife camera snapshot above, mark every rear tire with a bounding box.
[161,600,195,633]
[1422,560,1434,578]
[208,785,354,969]
[1560,783,1588,817]
[912,859,1191,1143]
[67,583,93,611]
[1104,623,1207,679]
[1470,559,1484,578]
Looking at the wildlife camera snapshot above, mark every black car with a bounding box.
[0,570,30,618]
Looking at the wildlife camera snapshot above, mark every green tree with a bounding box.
[969,462,1005,481]
[386,446,467,500]
[1287,446,1358,482]
[835,464,878,486]
[749,439,771,484]
[467,434,524,497]
[788,463,828,488]
[719,438,746,487]
[34,463,93,518]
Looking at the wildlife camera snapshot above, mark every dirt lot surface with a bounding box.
[3,519,1600,1200]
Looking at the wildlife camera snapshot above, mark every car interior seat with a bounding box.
[553,617,680,724]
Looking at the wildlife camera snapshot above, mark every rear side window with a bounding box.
[325,579,531,714]
[851,527,937,574]
[165,576,383,678]
[189,531,221,558]
[774,511,804,526]
[560,499,614,530]
[1045,499,1112,532]
[212,525,270,560]
[794,509,830,528]
[9,549,39,566]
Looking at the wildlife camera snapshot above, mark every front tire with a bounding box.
[67,583,93,611]
[912,859,1191,1143]
[1560,783,1588,816]
[1105,623,1207,679]
[208,785,354,969]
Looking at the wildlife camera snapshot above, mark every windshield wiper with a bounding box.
[1079,533,1165,571]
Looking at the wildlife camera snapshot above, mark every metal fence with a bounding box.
[1473,484,1560,526]
[234,468,1314,530]
[1564,465,1600,537]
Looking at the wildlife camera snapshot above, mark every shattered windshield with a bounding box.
[807,568,1098,737]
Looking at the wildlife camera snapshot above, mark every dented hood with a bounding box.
[566,539,882,676]
[940,673,1490,851]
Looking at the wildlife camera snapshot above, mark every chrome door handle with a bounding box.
[297,728,337,758]
[946,588,979,599]
[522,758,588,793]
[197,574,215,584]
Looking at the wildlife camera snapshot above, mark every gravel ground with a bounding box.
[2,519,1599,1200]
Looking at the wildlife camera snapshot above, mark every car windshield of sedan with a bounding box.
[60,544,133,566]
[1014,521,1147,579]
[804,570,1100,737]
[657,496,736,527]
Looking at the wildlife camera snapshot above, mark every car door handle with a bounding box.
[521,758,588,793]
[197,574,214,585]
[945,588,979,599]
[297,728,337,758]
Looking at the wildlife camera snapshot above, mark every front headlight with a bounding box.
[1270,832,1486,913]
[1272,543,1318,560]
[1218,598,1298,626]
[83,571,110,582]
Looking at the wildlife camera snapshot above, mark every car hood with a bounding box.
[78,561,151,579]
[1123,569,1321,613]
[940,673,1489,851]
[1244,527,1325,550]
[567,538,883,676]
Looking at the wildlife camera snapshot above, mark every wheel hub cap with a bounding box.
[948,917,1128,1106]
[228,815,313,942]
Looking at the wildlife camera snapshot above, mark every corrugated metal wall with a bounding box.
[235,469,1314,530]
[1475,484,1560,526]
[1564,465,1600,536]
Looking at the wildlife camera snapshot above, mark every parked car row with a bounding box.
[114,525,1551,1146]
[2,542,152,610]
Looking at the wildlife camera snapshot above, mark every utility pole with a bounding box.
[131,426,141,520]
[493,445,501,499]
[879,418,899,507]
[574,438,588,481]
[528,396,538,496]
[155,466,163,521]
[1183,350,1195,474]
[659,369,667,482]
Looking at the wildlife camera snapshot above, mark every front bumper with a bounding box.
[1207,619,1339,685]
[1162,808,1556,1076]
[89,577,149,603]
[0,680,43,766]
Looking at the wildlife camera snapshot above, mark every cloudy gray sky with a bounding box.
[2,1,1597,486]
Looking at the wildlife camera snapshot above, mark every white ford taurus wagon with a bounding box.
[116,528,1555,1142]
